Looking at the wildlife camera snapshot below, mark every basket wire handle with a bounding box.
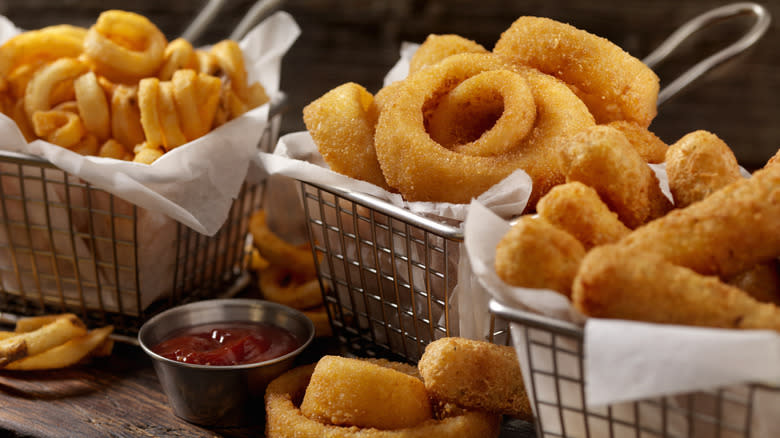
[180,0,286,43]
[180,0,227,42]
[642,2,771,106]
[230,0,286,41]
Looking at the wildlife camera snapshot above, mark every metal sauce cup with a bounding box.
[138,298,315,427]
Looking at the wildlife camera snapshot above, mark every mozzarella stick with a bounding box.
[618,164,780,278]
[495,215,585,296]
[559,125,672,228]
[573,245,780,331]
[536,181,630,250]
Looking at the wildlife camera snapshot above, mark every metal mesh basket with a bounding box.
[297,180,778,438]
[0,97,285,336]
[490,300,780,438]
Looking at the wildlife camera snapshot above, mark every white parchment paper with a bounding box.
[463,199,780,437]
[0,12,300,312]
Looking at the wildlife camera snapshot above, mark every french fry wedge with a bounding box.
[14,313,77,333]
[5,325,113,371]
[0,314,86,367]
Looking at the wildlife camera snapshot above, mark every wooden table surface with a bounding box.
[0,334,535,437]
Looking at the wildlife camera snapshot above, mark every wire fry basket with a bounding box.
[489,300,780,438]
[0,97,285,336]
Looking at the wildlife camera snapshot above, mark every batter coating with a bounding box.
[418,337,533,421]
[494,16,659,127]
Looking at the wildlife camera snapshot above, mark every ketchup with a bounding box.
[151,321,301,366]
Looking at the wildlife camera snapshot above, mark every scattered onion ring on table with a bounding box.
[265,360,502,438]
[0,9,270,164]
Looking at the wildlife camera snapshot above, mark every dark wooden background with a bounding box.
[1,0,778,169]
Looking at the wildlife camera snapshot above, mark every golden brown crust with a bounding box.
[536,181,630,250]
[573,245,780,331]
[409,34,488,74]
[418,337,533,421]
[665,130,742,208]
[605,120,668,164]
[265,362,502,438]
[494,16,659,127]
[495,215,585,296]
[618,164,780,279]
[559,125,672,228]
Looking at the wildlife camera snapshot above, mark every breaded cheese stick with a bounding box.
[418,337,532,420]
[559,125,672,228]
[572,245,780,331]
[618,164,780,278]
[536,181,630,250]
[665,130,742,208]
[606,120,668,164]
[494,215,585,296]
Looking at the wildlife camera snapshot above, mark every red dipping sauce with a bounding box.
[151,321,301,366]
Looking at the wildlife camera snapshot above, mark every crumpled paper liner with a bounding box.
[0,11,300,314]
[464,198,780,438]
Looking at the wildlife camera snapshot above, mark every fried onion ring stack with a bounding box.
[265,356,502,438]
[304,15,670,209]
[0,9,271,164]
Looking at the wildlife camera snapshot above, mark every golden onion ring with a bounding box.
[83,10,167,83]
[265,363,501,438]
[300,356,433,430]
[494,16,659,127]
[374,53,594,206]
[408,34,487,74]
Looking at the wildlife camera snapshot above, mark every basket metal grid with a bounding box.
[490,300,780,438]
[0,97,285,336]
[298,179,778,438]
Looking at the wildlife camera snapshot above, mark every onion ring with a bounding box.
[419,337,533,420]
[494,16,659,127]
[110,84,145,149]
[303,82,389,189]
[210,40,249,101]
[374,52,594,205]
[408,34,487,74]
[426,69,536,156]
[300,356,433,430]
[265,363,501,438]
[74,71,111,140]
[83,10,167,83]
[23,57,87,122]
[158,38,197,81]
